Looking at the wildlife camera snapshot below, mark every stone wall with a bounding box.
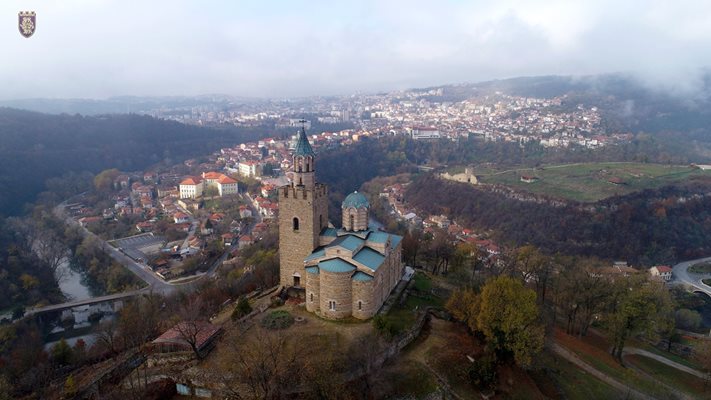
[342,207,368,231]
[305,270,320,313]
[278,183,329,287]
[319,269,353,319]
[351,279,375,319]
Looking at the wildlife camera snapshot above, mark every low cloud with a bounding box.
[1,0,711,99]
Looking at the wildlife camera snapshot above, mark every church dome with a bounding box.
[342,191,369,209]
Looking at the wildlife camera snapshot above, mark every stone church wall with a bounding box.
[319,269,353,319]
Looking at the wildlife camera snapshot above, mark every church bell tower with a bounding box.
[278,123,329,288]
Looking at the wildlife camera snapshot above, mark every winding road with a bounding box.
[671,256,711,298]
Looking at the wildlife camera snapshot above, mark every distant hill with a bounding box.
[0,108,268,215]
[0,95,258,115]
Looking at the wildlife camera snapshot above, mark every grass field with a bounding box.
[625,354,711,399]
[690,262,711,274]
[554,329,678,399]
[466,162,707,203]
[534,352,621,400]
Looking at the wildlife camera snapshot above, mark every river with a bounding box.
[44,257,105,350]
[57,258,93,301]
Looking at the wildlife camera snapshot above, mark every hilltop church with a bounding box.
[278,126,404,320]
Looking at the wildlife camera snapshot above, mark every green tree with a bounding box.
[51,338,74,366]
[608,278,674,360]
[446,288,480,332]
[476,276,544,368]
[64,374,77,397]
[93,168,121,192]
[231,296,252,321]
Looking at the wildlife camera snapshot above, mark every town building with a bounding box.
[278,127,404,320]
[179,172,238,199]
[179,177,203,199]
[649,265,673,282]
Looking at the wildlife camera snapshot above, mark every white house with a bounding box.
[649,265,673,282]
[179,177,204,199]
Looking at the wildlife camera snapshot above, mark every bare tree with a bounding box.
[173,296,212,360]
[218,326,303,400]
[95,318,121,355]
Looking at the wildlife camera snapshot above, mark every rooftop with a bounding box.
[342,191,370,209]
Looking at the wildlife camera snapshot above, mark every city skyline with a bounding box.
[3,0,711,100]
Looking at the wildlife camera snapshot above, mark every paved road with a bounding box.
[622,347,707,380]
[671,256,711,297]
[551,343,653,400]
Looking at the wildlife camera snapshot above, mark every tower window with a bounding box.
[310,293,313,302]
[358,301,362,310]
[329,301,336,311]
[349,214,355,231]
[293,217,299,231]
[319,214,323,229]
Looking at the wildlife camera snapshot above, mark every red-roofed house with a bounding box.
[180,176,204,199]
[173,212,189,224]
[238,235,253,249]
[201,171,238,196]
[649,265,673,282]
[151,321,222,358]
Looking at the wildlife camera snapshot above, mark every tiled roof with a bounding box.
[319,258,356,273]
[293,127,315,157]
[180,177,202,185]
[305,247,326,262]
[342,191,370,209]
[354,247,385,270]
[332,235,363,252]
[305,266,319,275]
[367,231,390,244]
[352,271,374,281]
[321,227,338,237]
[153,321,221,349]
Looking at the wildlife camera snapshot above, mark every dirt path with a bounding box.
[623,347,707,379]
[551,343,654,400]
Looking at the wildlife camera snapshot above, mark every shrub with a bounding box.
[468,353,498,389]
[231,296,253,321]
[261,310,294,330]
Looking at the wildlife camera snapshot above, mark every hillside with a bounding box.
[406,173,711,265]
[464,162,708,203]
[0,108,269,215]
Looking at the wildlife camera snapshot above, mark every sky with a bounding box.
[2,0,711,100]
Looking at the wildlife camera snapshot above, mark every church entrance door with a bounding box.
[293,275,301,287]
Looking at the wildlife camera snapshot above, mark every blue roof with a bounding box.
[390,234,403,248]
[352,271,374,282]
[305,247,326,262]
[305,266,319,275]
[319,258,356,273]
[329,234,363,252]
[321,227,338,237]
[367,231,390,244]
[293,127,315,157]
[353,247,385,270]
[342,191,370,209]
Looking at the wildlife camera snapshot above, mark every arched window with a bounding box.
[358,301,362,310]
[293,217,299,231]
[349,214,354,231]
[310,293,313,302]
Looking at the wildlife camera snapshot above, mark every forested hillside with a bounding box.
[0,108,269,215]
[406,174,711,265]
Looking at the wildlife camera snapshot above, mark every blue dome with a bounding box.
[342,191,369,209]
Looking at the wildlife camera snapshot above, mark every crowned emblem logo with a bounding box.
[18,11,36,38]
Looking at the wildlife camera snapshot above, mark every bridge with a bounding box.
[25,288,151,317]
[672,256,711,298]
